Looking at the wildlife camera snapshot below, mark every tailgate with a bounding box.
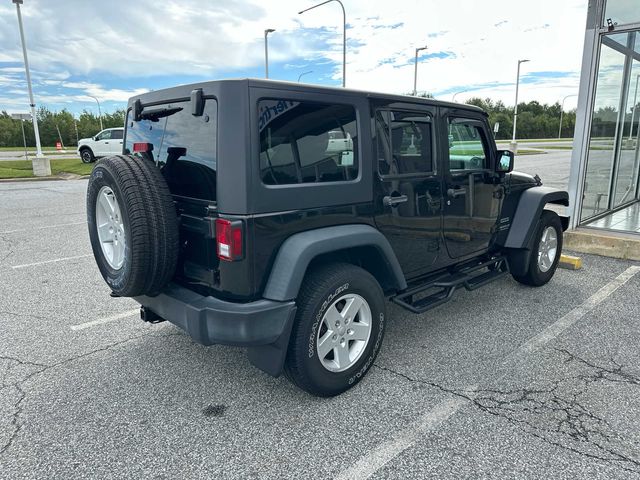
[124,97,220,289]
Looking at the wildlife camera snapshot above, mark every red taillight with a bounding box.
[215,218,243,261]
[133,142,152,153]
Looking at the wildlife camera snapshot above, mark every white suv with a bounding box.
[78,127,124,163]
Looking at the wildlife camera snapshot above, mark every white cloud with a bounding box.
[330,0,587,106]
[0,0,589,111]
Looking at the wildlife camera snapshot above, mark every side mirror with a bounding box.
[496,150,514,173]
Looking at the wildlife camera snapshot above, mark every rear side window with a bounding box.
[125,100,217,200]
[258,100,358,185]
[111,129,123,140]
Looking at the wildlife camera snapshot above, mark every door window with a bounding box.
[96,130,112,141]
[111,129,123,140]
[377,110,434,176]
[447,119,490,171]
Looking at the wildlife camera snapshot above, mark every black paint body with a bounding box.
[124,80,562,303]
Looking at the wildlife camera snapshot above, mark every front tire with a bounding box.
[512,210,563,287]
[285,263,386,397]
[80,148,95,164]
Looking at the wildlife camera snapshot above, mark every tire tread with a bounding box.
[284,263,385,397]
[87,154,179,297]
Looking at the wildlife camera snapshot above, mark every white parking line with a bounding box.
[335,389,477,480]
[516,265,640,356]
[0,221,85,235]
[11,254,93,269]
[70,309,140,331]
[335,265,640,480]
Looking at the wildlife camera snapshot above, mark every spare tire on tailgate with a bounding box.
[86,154,179,297]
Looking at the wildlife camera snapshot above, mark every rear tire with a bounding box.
[86,155,179,297]
[284,263,386,397]
[512,210,563,287]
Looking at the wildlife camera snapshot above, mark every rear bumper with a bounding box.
[135,283,297,347]
[135,283,297,377]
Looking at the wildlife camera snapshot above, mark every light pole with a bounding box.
[264,29,275,79]
[88,95,103,131]
[13,0,49,176]
[511,59,530,152]
[558,94,577,139]
[298,70,313,82]
[413,45,428,96]
[299,0,346,88]
[452,90,468,102]
[629,74,640,142]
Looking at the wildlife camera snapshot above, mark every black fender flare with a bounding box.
[262,224,407,301]
[503,186,569,250]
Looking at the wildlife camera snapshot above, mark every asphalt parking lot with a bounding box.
[1,175,640,479]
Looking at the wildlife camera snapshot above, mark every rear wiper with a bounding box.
[139,106,183,121]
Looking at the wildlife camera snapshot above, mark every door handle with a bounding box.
[447,187,466,198]
[104,141,109,144]
[383,195,408,207]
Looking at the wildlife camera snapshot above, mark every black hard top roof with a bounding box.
[128,78,485,115]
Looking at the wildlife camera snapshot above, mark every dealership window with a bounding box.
[259,100,358,185]
[604,0,640,27]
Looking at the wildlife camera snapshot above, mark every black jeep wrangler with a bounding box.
[87,79,568,397]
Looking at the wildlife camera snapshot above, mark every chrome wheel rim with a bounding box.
[316,293,372,373]
[96,186,126,270]
[537,226,558,273]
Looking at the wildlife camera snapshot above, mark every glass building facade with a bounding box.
[569,0,640,233]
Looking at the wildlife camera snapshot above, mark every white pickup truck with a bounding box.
[77,127,124,163]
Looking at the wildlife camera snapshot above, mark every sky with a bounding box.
[0,0,589,116]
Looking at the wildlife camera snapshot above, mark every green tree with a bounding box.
[465,97,577,139]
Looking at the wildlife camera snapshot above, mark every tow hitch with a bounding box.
[140,306,165,324]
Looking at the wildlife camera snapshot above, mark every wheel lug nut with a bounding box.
[335,321,340,327]
[347,329,353,335]
[332,334,337,341]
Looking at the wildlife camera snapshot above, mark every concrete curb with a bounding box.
[0,175,66,183]
[0,173,89,183]
[564,229,640,262]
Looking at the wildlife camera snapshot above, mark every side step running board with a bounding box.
[391,256,509,314]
